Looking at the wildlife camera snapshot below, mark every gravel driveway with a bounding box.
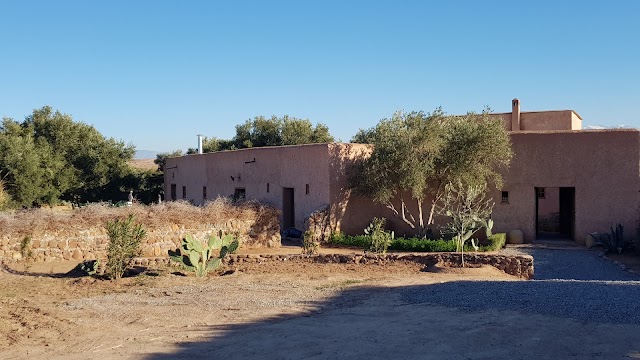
[401,246,640,325]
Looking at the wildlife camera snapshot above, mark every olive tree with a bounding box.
[349,108,512,236]
[436,181,494,266]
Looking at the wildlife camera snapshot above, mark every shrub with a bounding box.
[331,232,507,253]
[302,230,319,255]
[330,233,373,248]
[169,233,239,277]
[106,214,146,280]
[477,233,506,252]
[389,238,457,252]
[365,218,393,254]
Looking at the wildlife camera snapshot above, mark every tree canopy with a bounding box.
[348,108,512,235]
[183,115,335,155]
[0,106,137,207]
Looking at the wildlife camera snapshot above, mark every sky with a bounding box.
[1,1,638,153]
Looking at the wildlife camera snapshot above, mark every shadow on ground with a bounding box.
[143,274,640,360]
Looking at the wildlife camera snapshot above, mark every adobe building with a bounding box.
[164,100,640,245]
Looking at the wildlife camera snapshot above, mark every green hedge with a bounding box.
[329,233,506,252]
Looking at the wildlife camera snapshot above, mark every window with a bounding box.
[182,186,186,199]
[267,183,270,193]
[537,187,545,199]
[501,191,509,204]
[305,184,310,195]
[233,188,246,201]
[203,186,207,201]
[170,184,177,201]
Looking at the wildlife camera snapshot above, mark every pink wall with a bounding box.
[165,144,332,231]
[492,129,640,243]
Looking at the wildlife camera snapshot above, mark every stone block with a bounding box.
[72,249,83,260]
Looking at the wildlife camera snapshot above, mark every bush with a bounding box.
[389,238,457,252]
[477,233,507,252]
[330,233,373,248]
[302,230,319,255]
[330,232,507,253]
[106,214,146,279]
[365,218,393,254]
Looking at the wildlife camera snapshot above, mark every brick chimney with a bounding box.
[511,98,521,131]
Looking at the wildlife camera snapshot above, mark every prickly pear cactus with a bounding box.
[168,233,240,277]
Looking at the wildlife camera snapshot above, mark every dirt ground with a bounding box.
[1,259,639,360]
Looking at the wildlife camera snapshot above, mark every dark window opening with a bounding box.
[233,188,246,201]
[267,183,270,193]
[501,191,509,204]
[537,187,545,199]
[170,184,177,201]
[182,186,186,199]
[305,184,310,195]
[203,186,207,201]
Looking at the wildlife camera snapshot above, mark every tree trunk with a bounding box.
[417,199,424,233]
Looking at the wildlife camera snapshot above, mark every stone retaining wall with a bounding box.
[131,252,535,279]
[1,213,281,263]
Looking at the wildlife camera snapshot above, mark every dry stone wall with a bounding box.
[0,205,281,263]
[129,252,534,279]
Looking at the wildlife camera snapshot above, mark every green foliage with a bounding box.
[0,107,135,207]
[436,181,494,266]
[329,233,373,248]
[348,108,512,235]
[364,218,394,254]
[168,233,239,277]
[154,150,183,171]
[590,223,626,254]
[478,233,507,252]
[190,116,335,154]
[330,233,507,253]
[106,215,146,280]
[117,169,164,204]
[388,238,457,252]
[302,230,320,255]
[0,176,11,210]
[80,259,101,276]
[19,236,33,260]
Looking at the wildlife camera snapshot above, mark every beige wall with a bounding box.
[492,129,640,243]
[165,144,332,230]
[490,110,582,131]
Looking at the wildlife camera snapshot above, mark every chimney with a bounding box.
[511,98,521,131]
[197,134,203,154]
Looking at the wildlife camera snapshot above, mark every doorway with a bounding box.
[282,187,295,230]
[535,187,574,239]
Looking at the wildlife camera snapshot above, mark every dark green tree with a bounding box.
[0,106,136,207]
[348,109,512,235]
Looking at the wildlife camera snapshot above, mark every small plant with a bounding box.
[19,236,34,271]
[106,214,146,280]
[590,223,626,254]
[169,233,239,277]
[302,230,320,255]
[365,218,394,254]
[80,259,101,276]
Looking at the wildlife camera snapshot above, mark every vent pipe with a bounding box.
[197,134,203,154]
[511,98,521,131]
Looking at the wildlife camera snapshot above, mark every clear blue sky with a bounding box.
[1,1,638,153]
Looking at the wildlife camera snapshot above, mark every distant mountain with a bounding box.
[134,150,160,160]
